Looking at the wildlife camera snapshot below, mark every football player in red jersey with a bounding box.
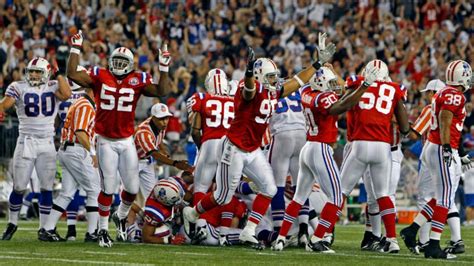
[66,30,171,247]
[340,59,410,253]
[272,66,379,252]
[400,60,472,260]
[183,34,337,248]
[186,69,235,206]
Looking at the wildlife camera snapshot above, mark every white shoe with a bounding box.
[271,237,285,251]
[98,230,113,248]
[239,227,259,245]
[381,238,400,254]
[183,207,199,237]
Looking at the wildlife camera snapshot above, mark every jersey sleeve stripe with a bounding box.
[93,66,99,76]
[141,72,146,83]
[412,106,431,134]
[144,206,165,222]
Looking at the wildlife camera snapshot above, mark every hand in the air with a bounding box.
[70,30,84,48]
[362,68,380,87]
[159,43,171,72]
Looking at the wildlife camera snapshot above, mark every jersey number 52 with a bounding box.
[100,84,134,112]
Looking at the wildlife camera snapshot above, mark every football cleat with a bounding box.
[306,240,335,253]
[98,230,113,248]
[271,237,285,251]
[417,241,428,253]
[192,225,208,245]
[84,232,98,243]
[1,223,17,240]
[400,226,418,254]
[298,232,309,248]
[361,231,374,250]
[37,228,47,241]
[425,242,456,260]
[239,228,264,250]
[322,234,334,248]
[66,225,77,241]
[39,229,66,242]
[379,237,400,253]
[444,240,465,254]
[182,207,199,238]
[219,234,231,246]
[112,212,127,242]
[19,213,29,221]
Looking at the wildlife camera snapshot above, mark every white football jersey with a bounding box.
[5,80,60,137]
[269,91,306,135]
[58,89,85,123]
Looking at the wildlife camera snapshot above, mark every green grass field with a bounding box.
[0,220,473,265]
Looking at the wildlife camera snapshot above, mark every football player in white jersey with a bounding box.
[267,91,306,234]
[0,57,72,240]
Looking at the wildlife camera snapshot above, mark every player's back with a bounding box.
[6,80,60,137]
[348,80,404,143]
[427,87,466,149]
[227,80,279,152]
[89,67,152,138]
[269,91,305,135]
[301,86,339,143]
[186,92,234,143]
[143,194,173,226]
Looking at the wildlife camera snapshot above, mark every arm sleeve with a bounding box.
[73,104,93,133]
[136,130,158,155]
[5,83,20,100]
[412,106,432,135]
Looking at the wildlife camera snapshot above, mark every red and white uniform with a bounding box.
[340,79,405,199]
[186,93,234,199]
[143,194,174,227]
[134,118,166,201]
[89,67,153,138]
[276,86,343,241]
[214,80,278,213]
[423,87,466,208]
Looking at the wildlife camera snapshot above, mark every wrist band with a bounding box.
[294,75,304,87]
[89,148,96,157]
[159,65,169,72]
[312,61,321,70]
[70,47,81,54]
[243,86,256,92]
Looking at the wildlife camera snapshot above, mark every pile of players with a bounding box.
[0,29,472,261]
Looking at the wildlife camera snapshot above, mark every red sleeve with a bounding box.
[187,93,203,113]
[139,72,153,86]
[234,200,247,219]
[439,90,465,113]
[88,66,103,92]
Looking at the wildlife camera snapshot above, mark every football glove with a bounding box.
[318,32,327,50]
[158,43,171,72]
[362,68,380,87]
[461,155,472,172]
[245,46,256,78]
[442,144,453,167]
[70,30,84,49]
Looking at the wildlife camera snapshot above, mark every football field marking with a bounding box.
[84,251,128,256]
[0,255,154,265]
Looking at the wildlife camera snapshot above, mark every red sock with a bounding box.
[420,198,436,221]
[248,194,272,224]
[193,192,206,207]
[431,204,449,238]
[314,202,339,238]
[377,196,396,238]
[98,192,113,217]
[279,201,302,237]
[120,190,136,205]
[196,194,217,214]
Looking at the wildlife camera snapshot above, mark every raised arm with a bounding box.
[55,75,72,101]
[242,47,257,101]
[67,30,93,88]
[280,33,336,98]
[143,43,171,97]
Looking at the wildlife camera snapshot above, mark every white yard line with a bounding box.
[0,255,154,266]
[84,251,128,256]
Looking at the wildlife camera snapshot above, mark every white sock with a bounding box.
[43,209,62,231]
[8,211,19,225]
[87,211,99,234]
[419,222,431,244]
[19,204,29,216]
[369,213,381,238]
[99,216,109,231]
[447,215,461,242]
[116,202,132,220]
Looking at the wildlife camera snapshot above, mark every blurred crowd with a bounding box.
[0,0,473,148]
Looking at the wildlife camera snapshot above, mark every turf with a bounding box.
[0,220,472,265]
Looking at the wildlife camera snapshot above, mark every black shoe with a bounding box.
[39,229,66,242]
[66,225,77,241]
[37,228,47,241]
[417,241,428,253]
[306,240,335,253]
[361,232,378,251]
[1,223,18,240]
[425,241,456,259]
[85,231,98,243]
[444,240,465,254]
[400,226,418,254]
[112,212,127,242]
[98,230,113,248]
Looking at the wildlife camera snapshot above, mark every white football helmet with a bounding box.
[309,67,341,92]
[205,68,228,95]
[152,178,185,206]
[228,80,238,96]
[446,60,472,91]
[363,59,390,82]
[25,57,51,86]
[253,58,280,92]
[108,47,134,77]
[68,65,87,91]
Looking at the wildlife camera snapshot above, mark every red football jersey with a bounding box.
[226,80,279,152]
[346,80,405,143]
[143,195,173,226]
[89,67,153,138]
[427,87,466,149]
[344,75,364,142]
[186,92,234,144]
[300,86,339,143]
